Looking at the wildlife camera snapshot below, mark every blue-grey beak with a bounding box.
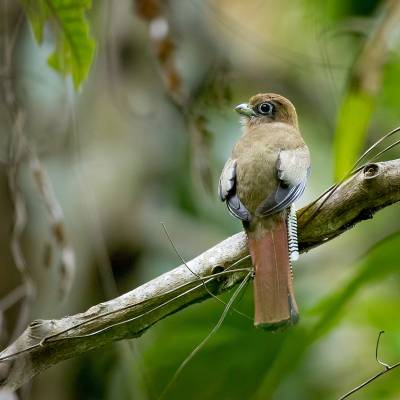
[235,103,256,117]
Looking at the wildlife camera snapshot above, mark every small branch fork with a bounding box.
[339,331,400,399]
[0,158,400,390]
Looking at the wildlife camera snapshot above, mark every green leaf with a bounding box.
[333,89,375,180]
[19,0,95,89]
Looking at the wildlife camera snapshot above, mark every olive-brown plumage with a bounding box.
[219,93,310,330]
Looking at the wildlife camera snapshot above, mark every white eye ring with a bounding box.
[257,102,274,115]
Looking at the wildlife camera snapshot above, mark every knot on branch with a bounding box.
[28,319,55,340]
[211,264,230,287]
[211,265,224,275]
[363,163,381,179]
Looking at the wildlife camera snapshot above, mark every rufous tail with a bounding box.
[248,218,299,330]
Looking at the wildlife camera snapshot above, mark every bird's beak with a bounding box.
[235,103,256,117]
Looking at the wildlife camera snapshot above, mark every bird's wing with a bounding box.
[218,158,236,201]
[218,158,251,221]
[256,146,310,217]
[276,146,310,186]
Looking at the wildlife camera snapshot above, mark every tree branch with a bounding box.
[339,331,400,399]
[1,160,400,390]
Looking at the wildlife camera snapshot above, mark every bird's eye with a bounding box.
[257,102,274,115]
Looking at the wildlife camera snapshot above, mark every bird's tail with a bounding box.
[247,218,299,330]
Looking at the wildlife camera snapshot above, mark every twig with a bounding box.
[161,222,252,320]
[1,0,35,342]
[159,271,252,399]
[339,331,400,399]
[135,0,232,192]
[29,152,76,299]
[376,331,390,370]
[298,125,400,225]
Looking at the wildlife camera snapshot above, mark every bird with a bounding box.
[218,93,310,330]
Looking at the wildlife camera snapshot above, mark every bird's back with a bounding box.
[233,122,305,215]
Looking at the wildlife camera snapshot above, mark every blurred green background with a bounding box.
[1,0,400,399]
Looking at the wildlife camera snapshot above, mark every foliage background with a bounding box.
[1,0,400,399]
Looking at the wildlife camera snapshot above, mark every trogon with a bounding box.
[219,93,310,330]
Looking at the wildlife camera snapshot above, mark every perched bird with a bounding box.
[218,93,310,330]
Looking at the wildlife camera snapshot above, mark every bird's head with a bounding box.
[235,93,298,129]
